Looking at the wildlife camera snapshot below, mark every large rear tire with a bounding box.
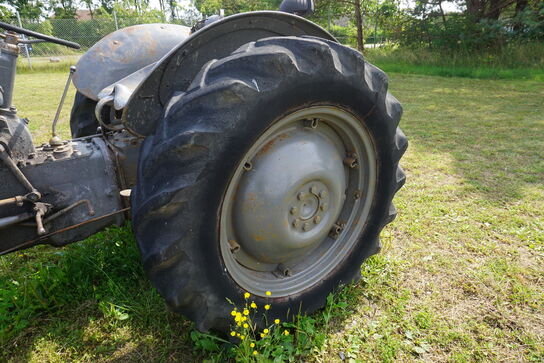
[131,36,407,331]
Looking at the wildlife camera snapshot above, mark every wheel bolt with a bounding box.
[303,222,311,231]
[320,190,328,198]
[314,216,321,224]
[297,192,307,201]
[320,203,328,212]
[290,207,298,215]
[293,219,301,228]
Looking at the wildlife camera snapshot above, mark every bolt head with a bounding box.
[320,190,328,198]
[290,207,298,215]
[320,203,328,212]
[314,216,322,224]
[292,219,301,228]
[303,222,311,231]
[297,192,307,201]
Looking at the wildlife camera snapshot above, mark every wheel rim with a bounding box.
[220,106,376,297]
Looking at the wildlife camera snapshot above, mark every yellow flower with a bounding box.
[243,309,249,316]
[241,316,247,322]
[250,302,257,309]
[240,335,245,340]
[230,331,236,337]
[244,292,250,299]
[253,351,258,355]
[243,323,249,329]
[263,328,269,334]
[250,343,255,348]
[237,333,241,337]
[237,322,242,326]
[283,330,290,336]
[230,310,237,316]
[264,304,270,310]
[265,291,272,296]
[274,319,280,324]
[260,333,265,338]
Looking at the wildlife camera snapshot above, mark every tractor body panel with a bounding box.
[73,23,191,101]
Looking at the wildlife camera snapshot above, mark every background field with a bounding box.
[0,69,543,362]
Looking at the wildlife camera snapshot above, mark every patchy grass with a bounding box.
[1,72,543,362]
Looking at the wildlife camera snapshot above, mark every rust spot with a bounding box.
[253,235,264,242]
[256,133,290,157]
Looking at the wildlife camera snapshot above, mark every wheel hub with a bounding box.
[232,129,346,264]
[220,106,377,297]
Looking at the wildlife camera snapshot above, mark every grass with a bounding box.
[1,69,543,362]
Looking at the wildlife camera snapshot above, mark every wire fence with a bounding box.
[5,14,379,62]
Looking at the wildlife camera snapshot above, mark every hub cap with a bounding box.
[220,106,376,297]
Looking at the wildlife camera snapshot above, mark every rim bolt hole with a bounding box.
[304,118,319,129]
[243,161,253,171]
[343,155,358,169]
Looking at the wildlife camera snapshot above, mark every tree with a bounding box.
[6,0,45,20]
[314,0,368,52]
[194,0,281,16]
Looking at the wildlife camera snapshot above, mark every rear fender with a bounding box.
[120,11,336,137]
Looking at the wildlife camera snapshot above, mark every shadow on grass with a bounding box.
[391,74,543,203]
[0,225,199,362]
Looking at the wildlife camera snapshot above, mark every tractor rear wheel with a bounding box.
[131,36,407,331]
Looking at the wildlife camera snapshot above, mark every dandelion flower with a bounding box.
[274,319,280,324]
[283,330,290,336]
[250,302,257,309]
[264,304,270,310]
[253,351,258,355]
[230,331,236,337]
[244,292,250,299]
[230,310,237,317]
[263,328,269,334]
[260,333,265,338]
[250,343,255,348]
[265,291,272,296]
[243,323,249,329]
[243,309,249,316]
[240,335,245,340]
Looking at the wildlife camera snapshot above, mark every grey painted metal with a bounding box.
[0,136,126,254]
[73,23,191,101]
[220,106,377,297]
[0,35,18,110]
[122,11,337,137]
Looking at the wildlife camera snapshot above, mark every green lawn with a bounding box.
[1,71,543,362]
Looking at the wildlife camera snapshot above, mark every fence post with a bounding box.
[16,12,32,69]
[113,10,119,30]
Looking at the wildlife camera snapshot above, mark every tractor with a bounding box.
[0,0,407,331]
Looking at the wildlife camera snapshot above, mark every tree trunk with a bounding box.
[354,0,364,52]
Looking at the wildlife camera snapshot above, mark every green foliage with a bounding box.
[194,0,281,16]
[366,43,544,80]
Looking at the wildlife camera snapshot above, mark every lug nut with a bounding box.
[314,216,322,224]
[297,192,307,201]
[344,155,359,168]
[320,203,328,212]
[290,207,298,215]
[303,222,311,231]
[293,219,301,228]
[319,190,328,198]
